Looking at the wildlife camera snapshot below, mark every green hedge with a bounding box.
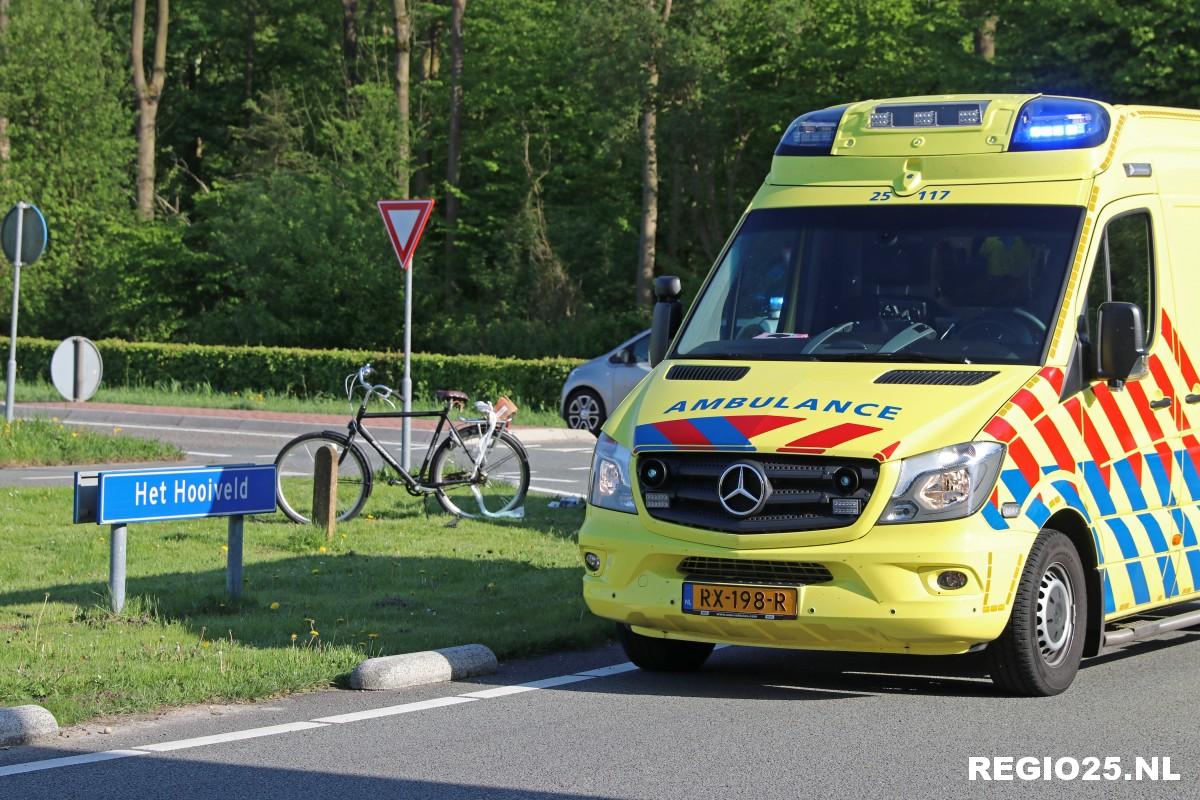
[15,338,583,412]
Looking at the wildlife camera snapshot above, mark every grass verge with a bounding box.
[0,417,183,467]
[0,486,603,726]
[5,379,568,428]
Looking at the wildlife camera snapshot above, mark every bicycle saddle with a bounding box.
[436,389,469,403]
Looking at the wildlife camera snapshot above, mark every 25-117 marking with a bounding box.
[868,189,952,202]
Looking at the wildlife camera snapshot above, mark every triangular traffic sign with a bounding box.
[377,199,436,269]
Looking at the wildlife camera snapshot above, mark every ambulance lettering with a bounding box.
[664,396,901,420]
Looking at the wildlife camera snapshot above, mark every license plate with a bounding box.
[681,583,798,620]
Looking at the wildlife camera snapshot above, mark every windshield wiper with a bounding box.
[812,352,973,365]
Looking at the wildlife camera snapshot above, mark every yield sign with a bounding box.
[377,199,436,269]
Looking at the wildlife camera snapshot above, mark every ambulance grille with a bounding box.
[666,364,750,381]
[874,369,998,386]
[637,452,878,534]
[678,557,833,586]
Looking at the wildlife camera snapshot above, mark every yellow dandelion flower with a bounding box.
[309,630,319,636]
[366,514,375,520]
[340,534,347,540]
[71,432,79,438]
[318,546,327,554]
[220,545,229,553]
[113,426,122,433]
[367,633,379,639]
[201,641,211,648]
[311,568,320,574]
[269,602,280,610]
[290,633,297,641]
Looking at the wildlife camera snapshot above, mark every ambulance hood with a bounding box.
[614,360,1040,462]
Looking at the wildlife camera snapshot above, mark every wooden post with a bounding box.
[313,445,339,540]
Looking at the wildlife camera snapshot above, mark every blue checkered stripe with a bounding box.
[985,448,1200,618]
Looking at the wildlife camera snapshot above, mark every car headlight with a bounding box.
[588,433,636,514]
[880,442,1005,524]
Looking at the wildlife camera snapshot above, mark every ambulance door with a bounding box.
[1079,199,1182,612]
[1157,200,1200,599]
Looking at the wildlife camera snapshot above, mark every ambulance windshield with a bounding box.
[674,204,1083,365]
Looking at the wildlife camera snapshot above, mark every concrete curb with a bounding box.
[350,644,498,691]
[0,705,59,746]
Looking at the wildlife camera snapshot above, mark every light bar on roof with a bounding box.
[868,101,989,129]
[775,105,850,156]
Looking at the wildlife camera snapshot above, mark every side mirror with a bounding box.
[609,348,634,365]
[649,275,683,367]
[1095,301,1149,387]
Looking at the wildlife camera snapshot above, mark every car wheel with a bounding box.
[986,529,1087,696]
[617,624,714,672]
[565,389,606,436]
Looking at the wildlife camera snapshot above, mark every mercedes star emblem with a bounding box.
[717,462,770,517]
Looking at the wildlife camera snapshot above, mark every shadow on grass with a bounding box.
[0,550,600,670]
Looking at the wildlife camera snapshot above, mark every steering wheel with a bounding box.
[952,309,1045,346]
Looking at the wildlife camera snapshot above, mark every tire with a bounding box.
[430,427,530,518]
[275,431,373,524]
[565,389,606,436]
[987,529,1087,696]
[617,623,714,672]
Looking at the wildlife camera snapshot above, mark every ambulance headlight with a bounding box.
[880,442,1005,524]
[589,433,636,514]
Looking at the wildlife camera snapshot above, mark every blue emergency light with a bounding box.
[1009,96,1110,152]
[775,105,848,156]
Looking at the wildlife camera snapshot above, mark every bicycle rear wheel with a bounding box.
[275,431,373,524]
[430,427,530,518]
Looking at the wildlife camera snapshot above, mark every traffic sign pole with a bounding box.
[110,523,128,613]
[402,260,413,470]
[376,199,435,472]
[5,203,24,424]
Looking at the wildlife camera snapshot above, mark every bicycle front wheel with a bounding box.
[430,427,530,518]
[275,431,373,524]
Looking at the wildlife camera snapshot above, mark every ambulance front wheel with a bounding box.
[986,529,1087,697]
[617,624,714,672]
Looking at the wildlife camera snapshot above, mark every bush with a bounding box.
[15,338,583,412]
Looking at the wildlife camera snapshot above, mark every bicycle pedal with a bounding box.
[387,477,401,486]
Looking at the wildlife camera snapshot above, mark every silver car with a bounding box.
[559,329,651,435]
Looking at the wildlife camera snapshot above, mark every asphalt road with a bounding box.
[3,633,1200,799]
[3,404,596,497]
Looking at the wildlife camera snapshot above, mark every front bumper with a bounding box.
[580,506,1036,656]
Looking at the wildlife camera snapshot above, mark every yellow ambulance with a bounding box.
[580,94,1200,695]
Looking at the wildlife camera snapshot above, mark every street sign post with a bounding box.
[377,199,435,470]
[75,464,277,611]
[50,336,103,402]
[3,202,49,423]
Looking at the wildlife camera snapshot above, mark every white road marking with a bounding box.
[543,447,593,453]
[312,695,476,724]
[136,721,328,752]
[528,477,576,483]
[529,485,584,497]
[184,451,231,458]
[21,475,71,481]
[0,657,649,775]
[567,466,591,471]
[54,420,295,440]
[0,749,150,777]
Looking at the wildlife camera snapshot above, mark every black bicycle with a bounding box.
[274,364,530,523]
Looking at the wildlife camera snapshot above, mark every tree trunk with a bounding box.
[245,0,257,105]
[0,0,9,180]
[342,0,360,86]
[635,0,671,306]
[393,0,411,196]
[975,12,997,61]
[413,17,440,197]
[132,0,170,221]
[443,0,466,260]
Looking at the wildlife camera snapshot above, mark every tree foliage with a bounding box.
[1,0,1196,358]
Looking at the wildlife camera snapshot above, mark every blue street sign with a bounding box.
[97,464,277,525]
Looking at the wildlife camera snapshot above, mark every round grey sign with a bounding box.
[50,337,103,402]
[2,202,49,266]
